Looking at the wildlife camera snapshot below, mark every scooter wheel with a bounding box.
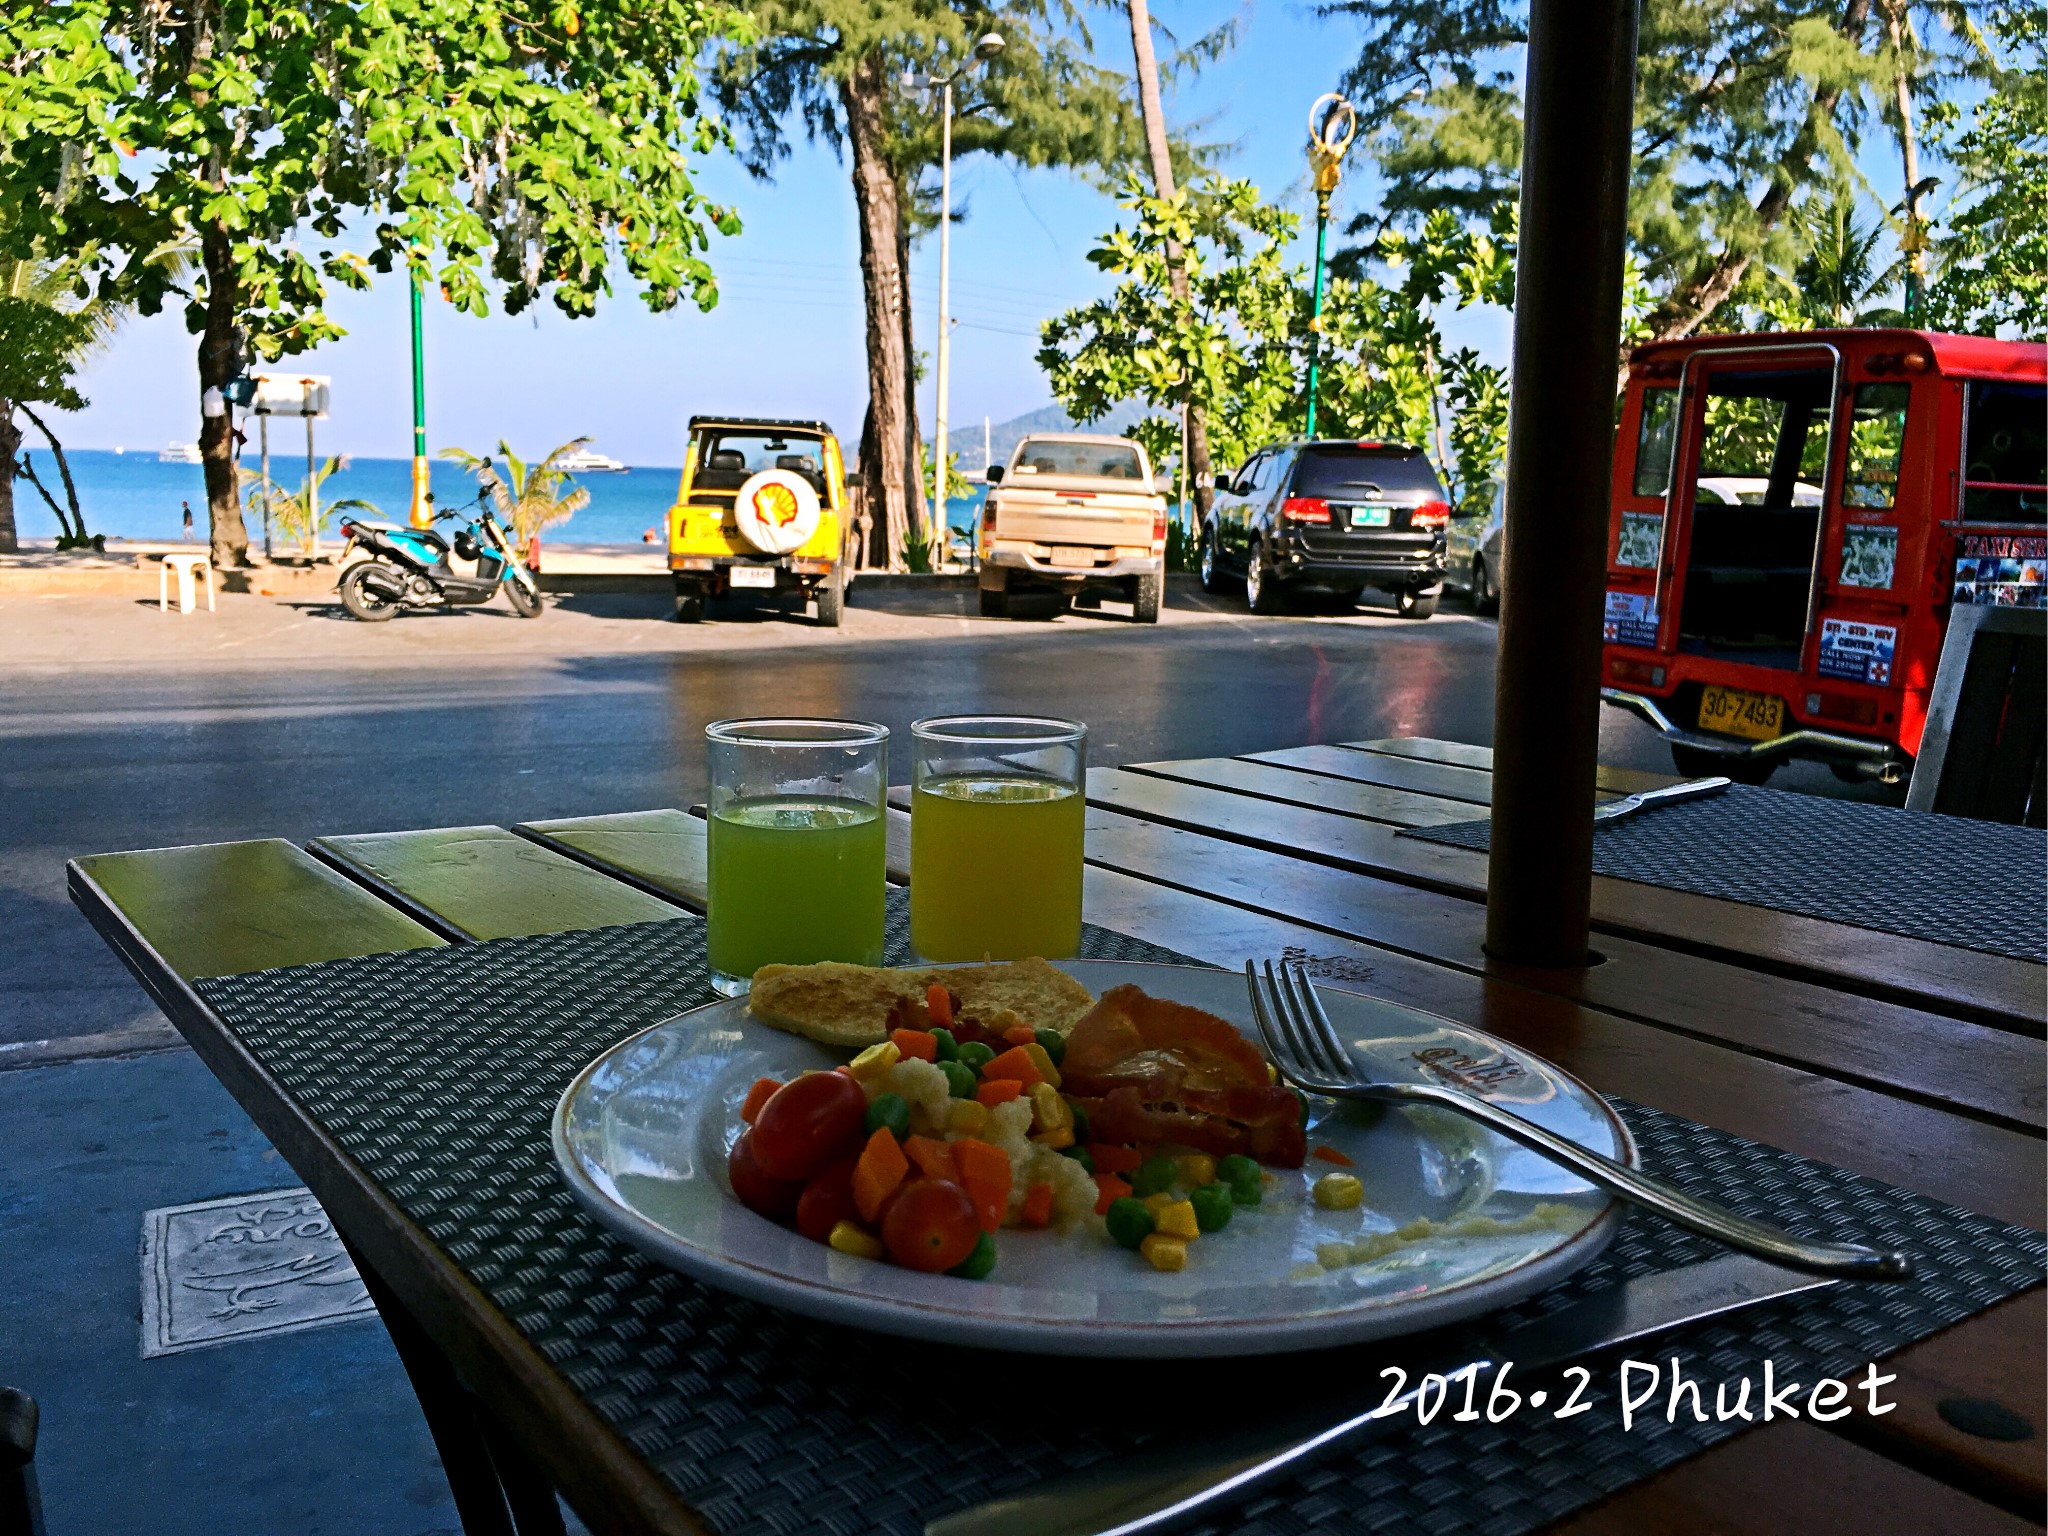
[339,562,402,622]
[505,576,544,618]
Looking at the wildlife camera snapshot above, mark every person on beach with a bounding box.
[181,501,194,540]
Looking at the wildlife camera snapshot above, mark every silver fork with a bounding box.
[1247,960,1912,1281]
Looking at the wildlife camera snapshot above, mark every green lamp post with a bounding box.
[408,261,430,528]
[1304,93,1357,440]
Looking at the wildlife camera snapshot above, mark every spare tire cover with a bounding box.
[733,469,822,555]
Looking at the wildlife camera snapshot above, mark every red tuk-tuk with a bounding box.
[1600,328,2047,783]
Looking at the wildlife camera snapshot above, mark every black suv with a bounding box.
[1199,440,1453,617]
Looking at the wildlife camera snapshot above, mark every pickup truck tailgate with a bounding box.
[992,487,1157,545]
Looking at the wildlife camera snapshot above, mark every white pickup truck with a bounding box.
[977,433,1168,622]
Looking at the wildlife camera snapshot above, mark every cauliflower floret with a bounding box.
[882,1057,954,1131]
[1038,1144,1098,1225]
[972,1097,1095,1227]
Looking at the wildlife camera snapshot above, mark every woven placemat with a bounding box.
[195,899,2046,1536]
[1400,785,2047,963]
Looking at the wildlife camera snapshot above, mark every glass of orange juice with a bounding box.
[909,715,1086,961]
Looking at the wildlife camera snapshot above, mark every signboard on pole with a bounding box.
[250,373,331,419]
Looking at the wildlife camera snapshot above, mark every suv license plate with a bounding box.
[1349,505,1393,527]
[1050,547,1095,568]
[729,565,777,589]
[1698,685,1783,742]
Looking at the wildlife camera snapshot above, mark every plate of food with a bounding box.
[551,959,1633,1356]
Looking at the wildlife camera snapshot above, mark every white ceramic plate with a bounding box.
[552,961,1634,1357]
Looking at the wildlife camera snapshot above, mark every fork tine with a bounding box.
[1284,962,1352,1080]
[1243,961,1299,1083]
[1263,959,1329,1084]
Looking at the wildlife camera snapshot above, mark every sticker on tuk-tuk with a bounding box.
[1615,512,1664,569]
[1952,532,2047,608]
[1602,589,1659,647]
[1838,524,1898,589]
[1817,619,1896,685]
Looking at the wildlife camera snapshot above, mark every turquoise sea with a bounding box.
[10,449,988,546]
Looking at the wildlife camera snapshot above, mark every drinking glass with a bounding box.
[909,715,1086,961]
[705,718,889,996]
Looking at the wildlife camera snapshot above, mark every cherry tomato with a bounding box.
[727,1129,802,1220]
[795,1154,862,1244]
[881,1177,982,1273]
[751,1070,871,1182]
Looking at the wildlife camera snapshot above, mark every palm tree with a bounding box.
[1792,193,1906,328]
[241,457,376,555]
[439,439,593,547]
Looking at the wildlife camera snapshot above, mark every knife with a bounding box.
[925,1255,1835,1536]
[1593,775,1732,823]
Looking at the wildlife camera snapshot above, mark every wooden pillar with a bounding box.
[1485,0,1641,967]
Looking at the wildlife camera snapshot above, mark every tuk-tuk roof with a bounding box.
[1626,328,2047,382]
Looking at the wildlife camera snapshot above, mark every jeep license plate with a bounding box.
[729,565,777,589]
[1349,504,1393,527]
[1698,685,1783,742]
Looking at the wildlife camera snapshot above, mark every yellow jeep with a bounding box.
[668,416,850,625]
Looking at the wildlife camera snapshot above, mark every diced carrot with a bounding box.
[740,1078,781,1125]
[903,1134,958,1183]
[890,1028,939,1063]
[953,1139,1012,1232]
[975,1079,1024,1107]
[1093,1173,1131,1217]
[851,1127,910,1223]
[1002,1025,1037,1047]
[1020,1183,1054,1228]
[1088,1143,1142,1175]
[926,983,954,1028]
[1313,1146,1355,1167]
[833,1065,854,1076]
[982,1046,1045,1087]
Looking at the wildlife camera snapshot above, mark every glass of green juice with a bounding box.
[705,717,889,996]
[909,715,1086,961]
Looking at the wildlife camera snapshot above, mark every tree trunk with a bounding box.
[1638,0,1872,344]
[842,55,912,573]
[197,218,250,566]
[19,402,88,540]
[897,207,927,544]
[0,406,20,553]
[1125,0,1215,520]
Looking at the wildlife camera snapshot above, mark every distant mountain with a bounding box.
[947,400,1155,477]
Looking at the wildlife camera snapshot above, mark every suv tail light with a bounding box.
[1410,500,1452,529]
[1280,497,1331,524]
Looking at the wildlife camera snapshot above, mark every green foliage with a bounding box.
[1163,515,1198,572]
[242,456,372,548]
[902,524,936,573]
[0,296,89,413]
[0,0,743,357]
[1789,193,1906,327]
[1925,2,2048,335]
[441,440,593,545]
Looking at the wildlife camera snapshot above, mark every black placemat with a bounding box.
[1400,785,2047,963]
[195,901,2046,1536]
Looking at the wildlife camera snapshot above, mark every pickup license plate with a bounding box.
[1349,504,1393,528]
[728,564,777,589]
[1050,547,1095,568]
[1698,685,1784,742]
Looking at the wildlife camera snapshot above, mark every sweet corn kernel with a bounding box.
[1142,1192,1174,1214]
[1019,1043,1062,1088]
[1031,1122,1075,1150]
[947,1099,988,1135]
[1027,1082,1069,1133]
[1313,1172,1364,1210]
[849,1041,902,1083]
[1154,1199,1200,1241]
[1174,1153,1216,1188]
[1138,1233,1188,1272]
[827,1220,885,1259]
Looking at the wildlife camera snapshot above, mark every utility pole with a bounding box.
[409,264,430,528]
[1304,95,1357,440]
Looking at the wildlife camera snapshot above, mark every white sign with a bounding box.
[251,373,331,418]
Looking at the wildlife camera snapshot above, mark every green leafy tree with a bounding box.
[1789,191,1906,324]
[241,456,374,551]
[0,282,88,552]
[0,0,741,567]
[1924,1,2048,333]
[441,439,593,546]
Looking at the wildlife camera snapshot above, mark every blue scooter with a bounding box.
[336,496,543,621]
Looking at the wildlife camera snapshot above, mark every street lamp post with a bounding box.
[906,33,1004,552]
[1303,94,1356,440]
[409,261,430,529]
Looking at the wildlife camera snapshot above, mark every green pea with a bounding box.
[1059,1145,1096,1175]
[948,1230,997,1280]
[1033,1028,1067,1066]
[1190,1183,1234,1232]
[1217,1154,1263,1206]
[1067,1099,1090,1142]
[1105,1196,1156,1251]
[938,1061,979,1100]
[930,1027,958,1062]
[1131,1156,1179,1199]
[957,1041,996,1072]
[864,1092,911,1139]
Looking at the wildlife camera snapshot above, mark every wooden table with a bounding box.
[69,737,2046,1536]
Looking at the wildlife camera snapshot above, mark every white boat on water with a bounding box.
[158,441,201,464]
[557,445,627,473]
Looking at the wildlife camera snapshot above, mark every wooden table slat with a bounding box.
[1131,755,1499,825]
[517,809,711,910]
[68,840,445,979]
[310,826,683,941]
[1341,735,1684,794]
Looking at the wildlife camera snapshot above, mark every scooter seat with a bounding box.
[354,520,451,554]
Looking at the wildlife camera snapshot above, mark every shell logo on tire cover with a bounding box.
[733,469,822,555]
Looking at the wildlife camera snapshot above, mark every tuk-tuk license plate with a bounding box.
[729,565,777,589]
[1349,504,1393,528]
[1698,685,1784,742]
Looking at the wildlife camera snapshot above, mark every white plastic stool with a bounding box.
[159,552,215,614]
